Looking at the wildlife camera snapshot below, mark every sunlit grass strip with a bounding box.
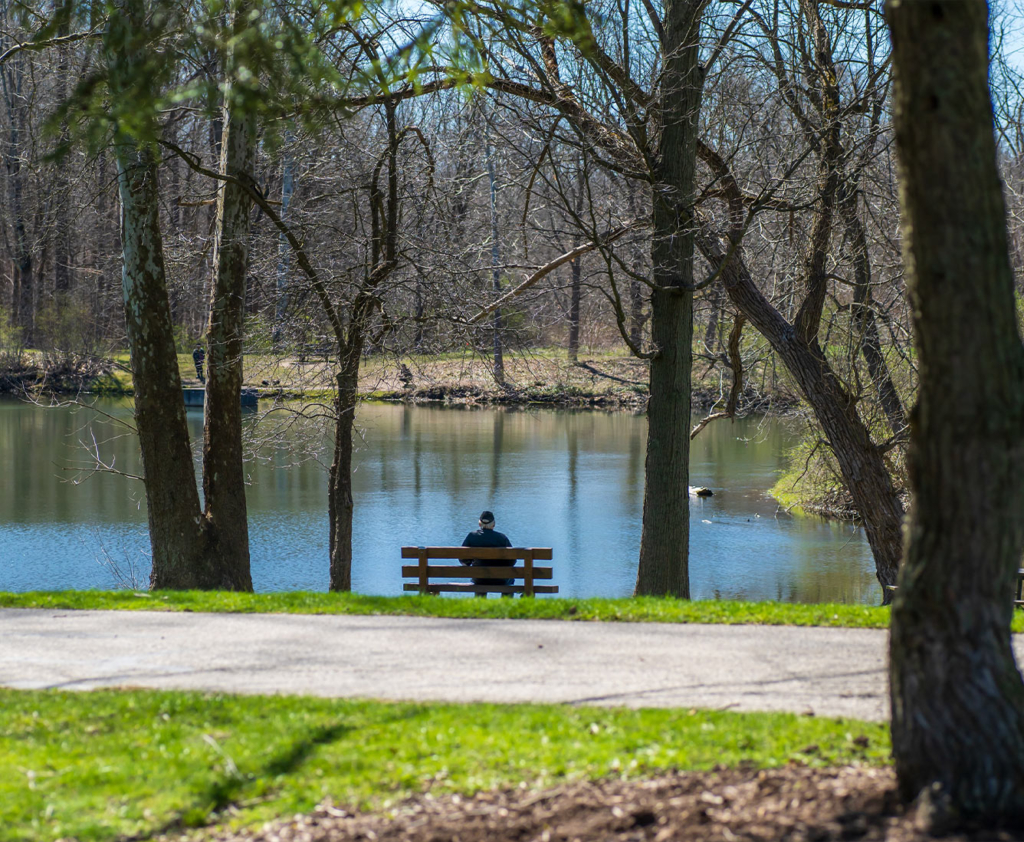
[0,590,910,628]
[0,687,890,842]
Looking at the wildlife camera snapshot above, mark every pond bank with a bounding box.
[0,351,799,414]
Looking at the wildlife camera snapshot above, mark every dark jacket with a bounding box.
[462,528,514,586]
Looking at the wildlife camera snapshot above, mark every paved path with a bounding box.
[0,608,904,720]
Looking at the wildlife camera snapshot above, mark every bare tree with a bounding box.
[693,0,907,597]
[102,0,254,589]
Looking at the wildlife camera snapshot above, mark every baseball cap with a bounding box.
[479,510,495,525]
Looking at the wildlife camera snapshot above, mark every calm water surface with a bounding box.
[0,398,880,602]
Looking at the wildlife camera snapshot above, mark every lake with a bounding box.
[0,398,880,602]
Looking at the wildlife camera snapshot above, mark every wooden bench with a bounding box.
[401,546,557,597]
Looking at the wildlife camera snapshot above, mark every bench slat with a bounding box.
[401,546,553,561]
[401,565,553,580]
[403,584,559,595]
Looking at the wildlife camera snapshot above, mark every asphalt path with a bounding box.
[0,608,911,720]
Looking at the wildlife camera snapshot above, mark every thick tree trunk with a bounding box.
[634,0,703,598]
[201,29,255,591]
[887,0,1024,824]
[114,140,209,588]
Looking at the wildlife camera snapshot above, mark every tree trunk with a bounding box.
[634,0,703,598]
[114,139,209,587]
[272,131,295,347]
[840,190,906,439]
[322,101,402,593]
[201,15,256,591]
[107,0,251,590]
[485,137,505,386]
[887,0,1024,824]
[629,275,645,349]
[53,38,73,295]
[567,255,581,363]
[329,365,358,592]
[414,271,425,352]
[703,282,723,352]
[568,169,584,363]
[3,50,34,343]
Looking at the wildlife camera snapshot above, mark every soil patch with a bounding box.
[194,766,1021,842]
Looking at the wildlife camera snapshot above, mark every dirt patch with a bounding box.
[194,766,1022,842]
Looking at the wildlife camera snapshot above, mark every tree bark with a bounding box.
[105,0,212,588]
[114,139,210,587]
[107,0,252,590]
[328,366,358,592]
[887,0,1024,824]
[201,6,256,591]
[634,0,703,597]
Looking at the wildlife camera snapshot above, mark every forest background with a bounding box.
[1,0,1023,595]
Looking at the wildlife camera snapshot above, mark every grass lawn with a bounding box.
[0,687,890,842]
[0,590,903,628]
[7,591,1024,631]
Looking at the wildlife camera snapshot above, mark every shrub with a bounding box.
[35,297,111,388]
[0,308,26,370]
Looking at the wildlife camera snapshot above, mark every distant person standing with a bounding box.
[462,510,514,586]
[192,343,206,385]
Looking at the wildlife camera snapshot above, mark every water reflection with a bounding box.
[0,398,880,602]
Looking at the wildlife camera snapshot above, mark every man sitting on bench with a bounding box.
[462,510,514,586]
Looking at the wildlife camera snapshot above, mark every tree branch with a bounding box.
[466,221,643,325]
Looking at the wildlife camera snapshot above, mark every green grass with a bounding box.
[0,687,890,842]
[0,590,900,627]
[8,591,1024,630]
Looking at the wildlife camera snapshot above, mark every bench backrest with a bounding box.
[401,546,554,596]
